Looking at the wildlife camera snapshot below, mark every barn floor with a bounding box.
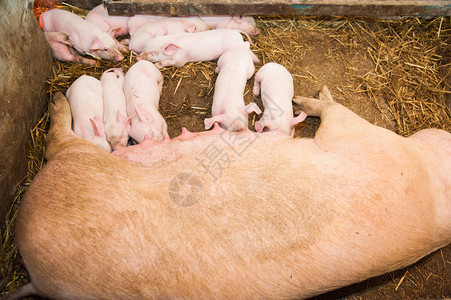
[0,5,450,299]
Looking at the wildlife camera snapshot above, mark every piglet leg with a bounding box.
[44,32,97,65]
[67,46,97,65]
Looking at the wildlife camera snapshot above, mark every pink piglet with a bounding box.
[139,29,257,68]
[65,75,112,152]
[100,68,130,149]
[123,61,168,143]
[253,63,307,136]
[205,47,261,132]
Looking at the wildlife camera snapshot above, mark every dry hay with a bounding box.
[255,16,451,136]
[0,112,48,293]
[1,2,450,297]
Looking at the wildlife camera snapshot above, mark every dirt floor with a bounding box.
[0,9,450,299]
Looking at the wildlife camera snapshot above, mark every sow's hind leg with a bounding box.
[45,92,104,160]
[293,85,369,128]
[293,85,391,152]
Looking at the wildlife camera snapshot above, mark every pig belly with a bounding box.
[112,130,288,167]
[17,131,443,299]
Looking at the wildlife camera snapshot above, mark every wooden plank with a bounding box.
[104,0,451,17]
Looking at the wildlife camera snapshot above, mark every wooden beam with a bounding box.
[104,0,451,17]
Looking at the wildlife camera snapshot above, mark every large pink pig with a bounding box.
[253,62,307,136]
[191,15,260,35]
[129,17,210,54]
[204,48,261,131]
[123,60,168,143]
[44,32,97,65]
[100,68,130,149]
[85,4,130,37]
[40,9,124,61]
[65,75,112,152]
[8,87,451,299]
[139,29,257,68]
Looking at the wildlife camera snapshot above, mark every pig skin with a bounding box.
[44,32,97,65]
[123,60,168,143]
[40,9,124,61]
[10,88,451,299]
[85,4,129,37]
[253,62,307,136]
[204,47,260,131]
[139,29,255,68]
[127,15,166,36]
[129,18,210,54]
[65,75,112,152]
[100,68,130,149]
[191,15,260,36]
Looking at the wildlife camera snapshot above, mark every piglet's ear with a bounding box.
[163,43,179,56]
[117,111,128,125]
[232,16,243,23]
[125,119,132,134]
[54,33,73,46]
[252,80,261,96]
[243,102,262,115]
[109,25,119,32]
[89,38,104,51]
[204,115,224,130]
[135,106,153,123]
[156,26,169,36]
[251,52,260,64]
[90,116,106,137]
[110,26,121,36]
[255,120,271,133]
[185,25,196,33]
